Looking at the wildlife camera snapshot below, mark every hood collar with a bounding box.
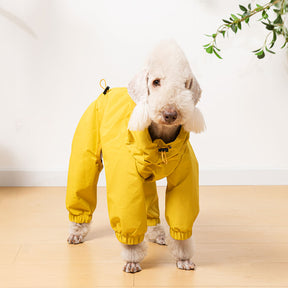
[127,126,190,165]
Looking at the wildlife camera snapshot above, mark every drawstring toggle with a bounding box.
[158,148,169,165]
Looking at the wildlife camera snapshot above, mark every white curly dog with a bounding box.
[67,40,205,273]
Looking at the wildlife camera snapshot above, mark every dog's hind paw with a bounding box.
[146,224,166,245]
[176,260,196,270]
[155,235,167,245]
[123,262,142,273]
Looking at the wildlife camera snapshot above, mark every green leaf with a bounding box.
[265,46,275,54]
[203,43,211,48]
[280,40,288,49]
[220,30,226,37]
[245,17,250,24]
[205,46,213,54]
[274,15,283,24]
[252,48,262,53]
[255,50,265,59]
[262,22,275,30]
[256,4,263,11]
[231,23,238,33]
[266,25,275,31]
[222,19,231,24]
[248,3,252,10]
[238,22,242,30]
[262,10,268,19]
[213,48,223,59]
[239,5,248,12]
[231,14,239,20]
[269,30,277,48]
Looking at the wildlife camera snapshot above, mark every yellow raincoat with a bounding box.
[66,87,199,245]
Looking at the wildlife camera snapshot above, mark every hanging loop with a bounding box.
[99,79,110,95]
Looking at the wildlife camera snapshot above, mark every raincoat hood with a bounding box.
[127,126,190,181]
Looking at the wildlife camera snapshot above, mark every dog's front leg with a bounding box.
[168,236,195,270]
[67,222,90,244]
[121,242,147,273]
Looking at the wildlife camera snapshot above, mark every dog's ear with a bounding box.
[186,75,202,105]
[183,107,206,134]
[127,69,151,131]
[184,75,205,133]
[128,69,149,104]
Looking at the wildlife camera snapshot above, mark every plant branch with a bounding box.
[204,0,288,59]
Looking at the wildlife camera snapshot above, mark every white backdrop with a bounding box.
[0,0,288,186]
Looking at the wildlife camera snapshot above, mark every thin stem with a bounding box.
[208,0,284,47]
[239,0,282,23]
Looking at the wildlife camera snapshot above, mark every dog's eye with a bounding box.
[152,79,161,87]
[185,79,193,90]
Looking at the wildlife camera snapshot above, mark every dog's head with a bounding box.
[128,40,205,133]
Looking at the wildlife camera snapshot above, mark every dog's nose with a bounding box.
[162,110,178,124]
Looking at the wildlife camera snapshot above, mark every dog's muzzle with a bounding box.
[161,108,178,124]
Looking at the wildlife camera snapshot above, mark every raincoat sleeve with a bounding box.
[66,98,104,224]
[165,142,199,240]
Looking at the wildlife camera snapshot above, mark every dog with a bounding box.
[66,40,205,273]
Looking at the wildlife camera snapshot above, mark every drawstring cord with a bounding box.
[158,148,169,165]
[99,79,110,95]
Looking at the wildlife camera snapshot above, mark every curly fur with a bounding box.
[145,224,166,245]
[121,241,147,263]
[128,40,205,134]
[167,235,194,261]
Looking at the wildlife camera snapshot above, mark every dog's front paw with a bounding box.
[67,222,89,245]
[123,262,142,273]
[67,233,84,244]
[176,260,196,270]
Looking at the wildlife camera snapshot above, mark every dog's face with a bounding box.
[146,74,199,128]
[128,40,205,133]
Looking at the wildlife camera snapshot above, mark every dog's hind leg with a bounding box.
[145,224,166,245]
[122,242,147,273]
[144,182,166,244]
[66,99,104,245]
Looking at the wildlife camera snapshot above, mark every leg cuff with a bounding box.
[115,232,145,245]
[170,228,192,240]
[69,213,92,224]
[147,218,160,226]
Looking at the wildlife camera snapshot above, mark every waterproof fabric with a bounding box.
[66,87,199,245]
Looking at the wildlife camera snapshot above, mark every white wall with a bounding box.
[0,0,288,186]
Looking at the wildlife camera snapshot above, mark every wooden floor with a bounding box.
[0,186,288,288]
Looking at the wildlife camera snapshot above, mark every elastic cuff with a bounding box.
[147,218,160,226]
[69,213,92,224]
[115,232,145,245]
[170,228,192,240]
